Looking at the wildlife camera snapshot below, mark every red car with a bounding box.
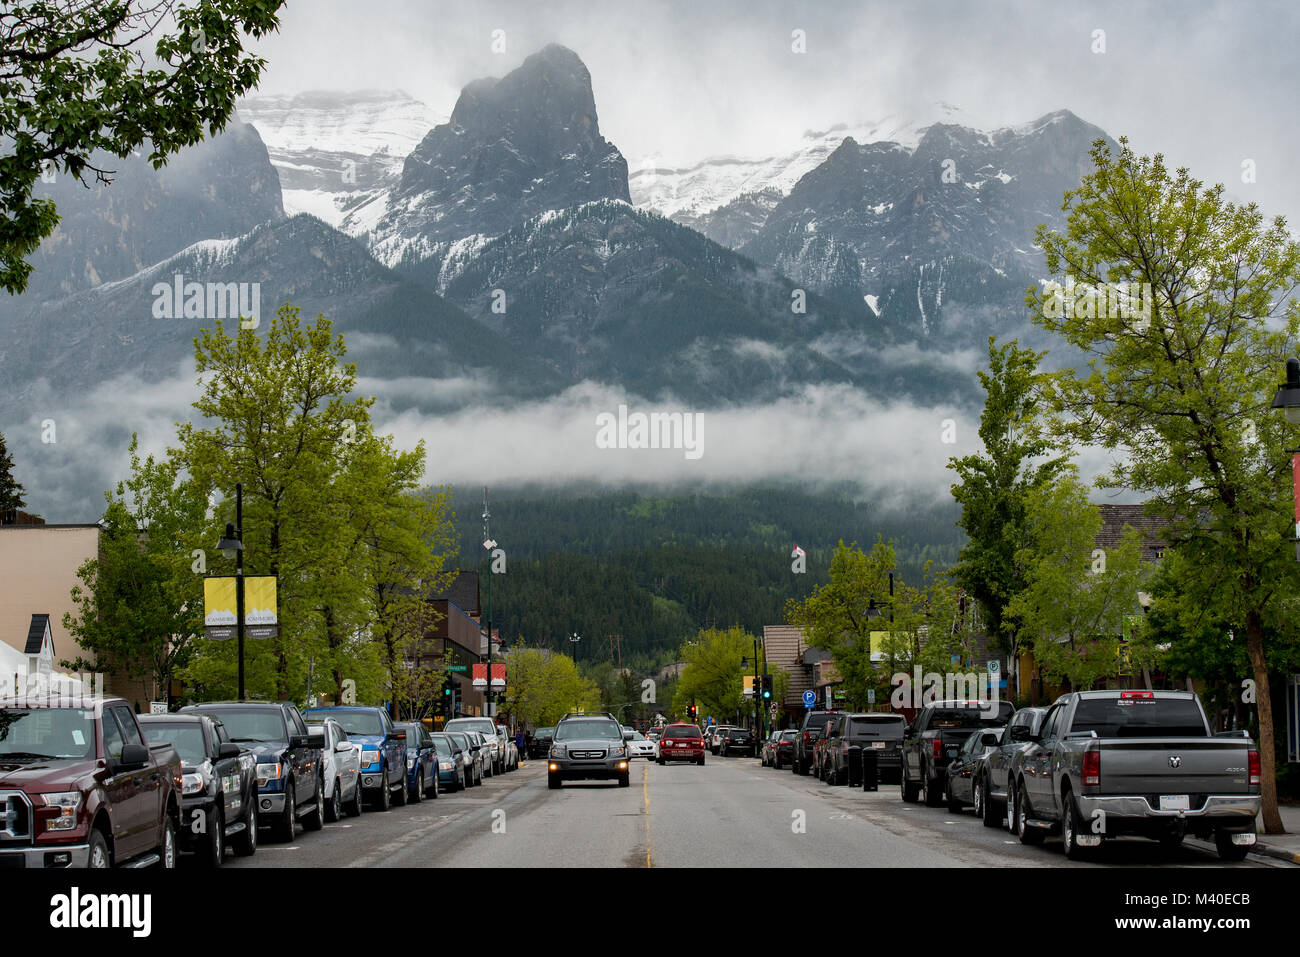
[656,723,705,765]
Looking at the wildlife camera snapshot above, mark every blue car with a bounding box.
[395,722,439,802]
[430,732,466,791]
[303,707,408,811]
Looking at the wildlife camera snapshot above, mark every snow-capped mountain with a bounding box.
[628,104,977,247]
[366,44,630,270]
[236,89,445,230]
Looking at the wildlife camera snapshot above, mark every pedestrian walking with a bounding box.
[515,728,526,763]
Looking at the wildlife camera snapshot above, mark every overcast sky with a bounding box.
[250,0,1300,223]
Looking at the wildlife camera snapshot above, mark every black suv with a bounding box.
[547,712,631,789]
[140,713,261,865]
[820,712,907,785]
[720,727,756,757]
[181,701,325,841]
[792,710,840,775]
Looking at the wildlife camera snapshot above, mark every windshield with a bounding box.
[849,716,905,736]
[310,710,383,736]
[143,723,207,764]
[0,707,96,759]
[554,719,621,742]
[205,708,288,744]
[665,725,701,739]
[928,702,1013,729]
[1070,697,1207,737]
[444,718,496,737]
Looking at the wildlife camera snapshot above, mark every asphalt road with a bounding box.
[218,755,1287,868]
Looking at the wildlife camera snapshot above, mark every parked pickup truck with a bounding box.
[900,698,1016,807]
[1011,690,1261,861]
[0,695,182,868]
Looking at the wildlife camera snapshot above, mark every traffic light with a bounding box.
[688,703,697,721]
[761,675,773,700]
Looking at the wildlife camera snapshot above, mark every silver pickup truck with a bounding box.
[1011,689,1260,861]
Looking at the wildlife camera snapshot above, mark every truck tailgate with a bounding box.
[1098,738,1250,796]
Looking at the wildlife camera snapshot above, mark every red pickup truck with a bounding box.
[0,695,183,868]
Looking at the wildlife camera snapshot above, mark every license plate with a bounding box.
[871,742,886,749]
[1159,794,1190,811]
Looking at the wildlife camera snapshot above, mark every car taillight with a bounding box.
[1248,750,1260,786]
[1082,749,1100,786]
[804,731,812,744]
[1120,691,1154,699]
[931,739,942,760]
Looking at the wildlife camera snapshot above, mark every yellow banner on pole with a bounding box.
[203,576,278,640]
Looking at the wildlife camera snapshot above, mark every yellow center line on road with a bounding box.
[642,760,652,868]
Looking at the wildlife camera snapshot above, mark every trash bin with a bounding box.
[861,747,879,792]
[846,745,862,787]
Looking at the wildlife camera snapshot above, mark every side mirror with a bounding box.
[217,742,241,760]
[290,734,310,749]
[307,730,326,748]
[117,743,150,771]
[1009,725,1030,742]
[392,730,407,740]
[335,741,352,753]
[623,731,634,741]
[980,732,1000,747]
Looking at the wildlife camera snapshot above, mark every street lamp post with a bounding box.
[216,483,246,701]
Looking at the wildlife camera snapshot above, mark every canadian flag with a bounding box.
[791,544,805,558]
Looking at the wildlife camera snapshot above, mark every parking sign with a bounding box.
[802,690,816,707]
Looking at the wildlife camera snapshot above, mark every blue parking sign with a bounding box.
[802,690,816,707]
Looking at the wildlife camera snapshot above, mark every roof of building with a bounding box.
[1096,504,1167,561]
[430,571,480,617]
[24,614,49,655]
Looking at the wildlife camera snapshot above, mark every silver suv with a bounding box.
[547,713,631,789]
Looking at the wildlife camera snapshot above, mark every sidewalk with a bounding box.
[1249,803,1300,864]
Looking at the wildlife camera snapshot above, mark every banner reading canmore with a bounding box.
[204,576,279,640]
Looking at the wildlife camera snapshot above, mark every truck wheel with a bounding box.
[200,807,224,867]
[276,781,298,841]
[1006,780,1019,833]
[88,828,111,868]
[325,780,342,822]
[1215,831,1250,862]
[548,773,561,789]
[1061,790,1092,860]
[393,773,408,807]
[157,815,177,869]
[978,778,999,828]
[302,777,325,831]
[376,770,392,810]
[1016,781,1045,845]
[618,772,631,788]
[900,768,920,803]
[923,771,943,808]
[233,801,258,856]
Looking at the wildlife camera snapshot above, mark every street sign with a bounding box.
[149,701,167,715]
[987,659,1000,675]
[802,690,816,707]
[867,689,876,704]
[769,704,778,717]
[446,665,467,672]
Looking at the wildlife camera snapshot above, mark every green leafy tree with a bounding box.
[671,627,759,724]
[948,338,1069,655]
[0,430,26,512]
[1005,471,1154,691]
[499,647,600,727]
[0,0,285,294]
[63,436,207,697]
[1031,137,1300,831]
[176,304,379,702]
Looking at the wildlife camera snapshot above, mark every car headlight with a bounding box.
[182,773,205,796]
[41,791,81,831]
[407,756,416,769]
[616,746,626,756]
[550,745,566,758]
[361,748,380,767]
[256,762,282,783]
[439,761,455,771]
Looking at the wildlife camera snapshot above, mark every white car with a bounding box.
[444,717,502,775]
[626,730,656,759]
[307,716,362,821]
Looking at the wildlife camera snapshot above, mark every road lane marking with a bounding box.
[642,761,652,868]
